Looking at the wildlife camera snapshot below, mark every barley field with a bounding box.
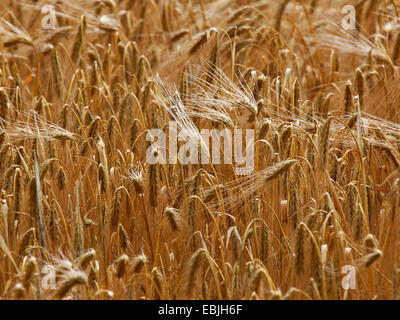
[1,0,400,300]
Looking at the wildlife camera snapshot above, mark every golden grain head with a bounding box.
[0,0,399,301]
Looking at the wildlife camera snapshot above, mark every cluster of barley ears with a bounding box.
[1,0,400,300]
